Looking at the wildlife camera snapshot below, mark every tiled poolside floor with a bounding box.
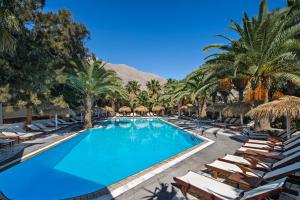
[0,124,82,167]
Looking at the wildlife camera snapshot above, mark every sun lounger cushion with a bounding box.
[175,172,288,200]
[283,146,300,156]
[240,177,287,200]
[263,162,300,180]
[206,160,265,177]
[243,143,282,150]
[221,154,272,169]
[273,151,300,168]
[175,171,242,199]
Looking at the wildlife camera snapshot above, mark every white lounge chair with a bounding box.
[247,134,300,146]
[219,151,300,171]
[241,137,300,152]
[227,162,300,188]
[174,172,290,200]
[205,161,300,188]
[236,144,300,159]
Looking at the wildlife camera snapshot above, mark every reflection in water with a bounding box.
[134,120,149,129]
[151,122,164,128]
[118,122,132,129]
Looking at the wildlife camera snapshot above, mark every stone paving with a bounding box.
[0,124,82,167]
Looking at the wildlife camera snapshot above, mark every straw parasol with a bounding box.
[104,106,114,113]
[207,103,226,121]
[180,105,188,110]
[152,105,165,113]
[119,106,131,113]
[247,95,300,138]
[134,105,149,113]
[223,102,251,124]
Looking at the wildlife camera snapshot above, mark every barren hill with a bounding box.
[104,63,166,88]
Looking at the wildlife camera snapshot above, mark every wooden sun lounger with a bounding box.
[219,151,300,172]
[242,137,300,152]
[247,135,300,146]
[205,160,265,179]
[227,162,300,189]
[174,172,294,200]
[236,144,300,161]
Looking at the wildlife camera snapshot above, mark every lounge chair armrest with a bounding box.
[235,163,262,177]
[244,156,259,167]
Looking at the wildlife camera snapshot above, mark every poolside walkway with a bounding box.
[0,124,82,168]
[113,118,245,200]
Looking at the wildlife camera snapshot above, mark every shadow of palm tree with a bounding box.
[142,182,177,200]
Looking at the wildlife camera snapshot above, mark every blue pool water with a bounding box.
[0,119,203,199]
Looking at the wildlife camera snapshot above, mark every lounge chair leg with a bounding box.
[180,185,189,199]
[212,171,218,179]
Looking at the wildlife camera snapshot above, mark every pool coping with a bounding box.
[0,118,214,200]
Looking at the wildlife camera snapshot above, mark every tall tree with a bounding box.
[125,80,141,109]
[146,79,161,102]
[67,60,123,128]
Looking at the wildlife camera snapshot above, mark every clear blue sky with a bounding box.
[44,0,286,80]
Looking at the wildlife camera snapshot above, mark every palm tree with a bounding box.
[204,0,300,129]
[137,90,150,107]
[158,79,178,114]
[125,80,141,109]
[67,59,123,128]
[146,79,161,102]
[105,86,128,115]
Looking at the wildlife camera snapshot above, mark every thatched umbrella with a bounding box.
[223,102,251,125]
[134,106,149,114]
[104,106,113,112]
[104,106,114,116]
[207,103,226,121]
[152,105,165,113]
[247,96,300,138]
[119,106,131,114]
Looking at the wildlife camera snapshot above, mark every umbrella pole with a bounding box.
[286,114,291,139]
[240,114,244,125]
[80,112,83,122]
[55,113,58,129]
[219,111,222,121]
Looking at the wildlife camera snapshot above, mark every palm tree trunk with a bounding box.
[84,95,93,128]
[257,84,271,130]
[25,106,33,126]
[200,97,207,119]
[196,98,201,119]
[177,100,182,116]
[111,98,116,116]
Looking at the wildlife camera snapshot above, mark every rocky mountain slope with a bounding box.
[104,63,166,88]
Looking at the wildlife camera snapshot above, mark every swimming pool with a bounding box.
[0,119,203,199]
